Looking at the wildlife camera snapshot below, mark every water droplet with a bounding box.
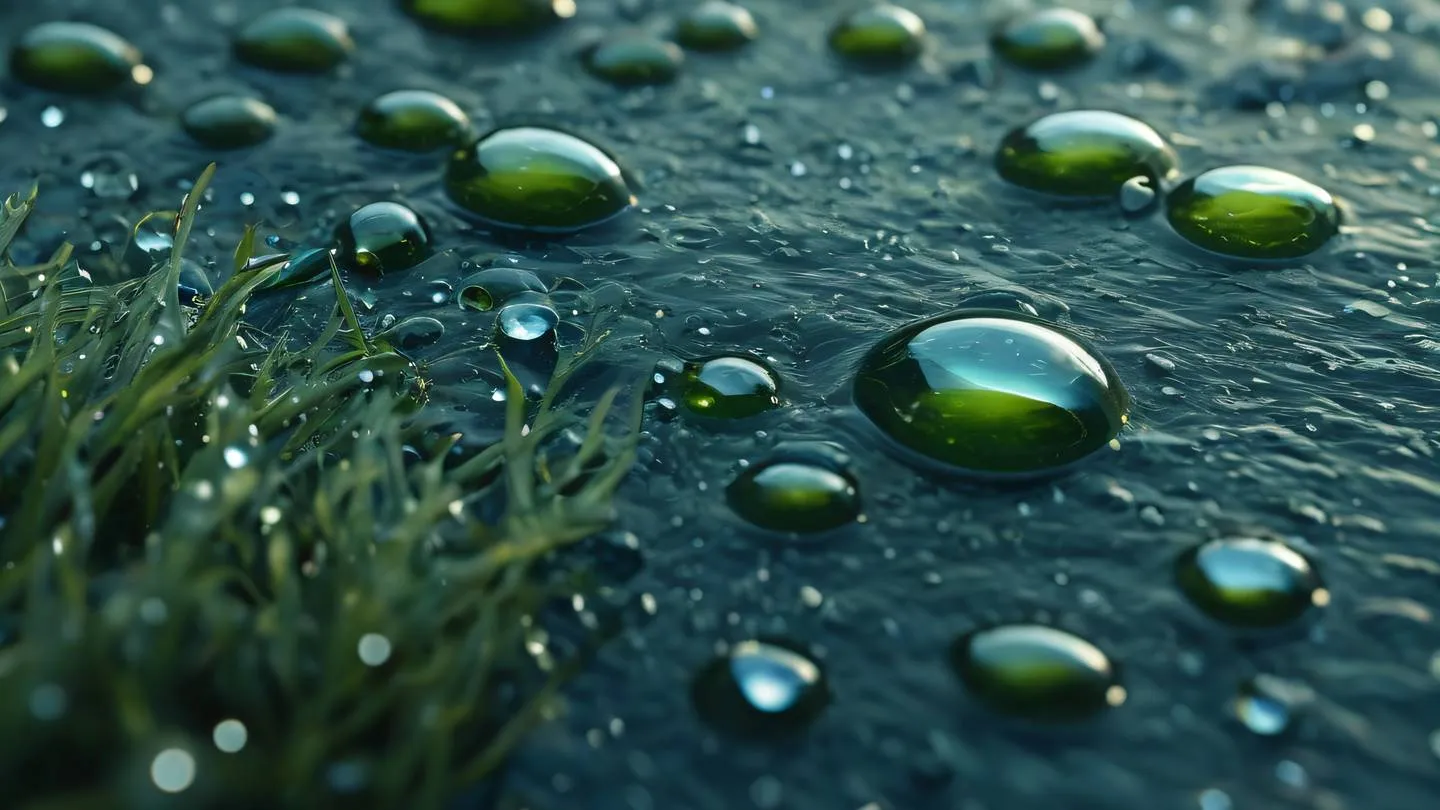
[357,633,392,666]
[380,316,445,350]
[399,0,575,34]
[1176,537,1326,628]
[428,280,453,304]
[692,639,830,737]
[213,719,248,753]
[676,2,759,51]
[996,110,1178,198]
[853,310,1129,477]
[1166,166,1341,260]
[950,624,1124,721]
[497,302,560,341]
[829,5,927,64]
[459,285,495,311]
[150,748,196,794]
[727,442,860,533]
[1119,175,1158,217]
[680,355,781,418]
[356,89,472,152]
[337,202,432,276]
[991,8,1105,71]
[11,22,146,94]
[78,156,139,200]
[281,190,301,206]
[583,34,683,86]
[223,447,248,469]
[234,8,354,73]
[1233,674,1305,735]
[182,95,277,149]
[41,106,65,128]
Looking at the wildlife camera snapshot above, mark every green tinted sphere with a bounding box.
[691,639,830,738]
[829,4,926,63]
[676,1,759,51]
[181,95,277,149]
[853,310,1128,476]
[234,8,354,72]
[951,625,1123,722]
[399,0,575,34]
[584,35,684,86]
[445,127,635,233]
[356,90,472,152]
[10,22,144,94]
[727,444,860,533]
[1165,165,1341,260]
[336,202,433,276]
[1176,538,1326,628]
[992,8,1105,71]
[996,110,1178,198]
[681,355,781,418]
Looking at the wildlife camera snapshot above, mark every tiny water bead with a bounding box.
[726,442,860,533]
[181,95,277,150]
[991,8,1105,71]
[996,110,1179,199]
[829,5,926,64]
[1176,537,1327,628]
[1233,675,1311,736]
[1165,166,1341,260]
[356,90,471,152]
[498,302,559,341]
[853,310,1129,477]
[336,202,432,276]
[692,639,830,737]
[234,8,354,73]
[676,2,759,51]
[583,35,684,86]
[681,355,781,418]
[950,624,1124,722]
[10,22,146,94]
[400,0,576,34]
[445,127,636,233]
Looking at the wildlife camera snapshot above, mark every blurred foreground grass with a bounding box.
[0,166,641,810]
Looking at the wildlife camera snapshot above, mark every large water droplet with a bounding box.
[10,22,146,94]
[991,9,1105,71]
[234,8,354,73]
[680,355,781,419]
[498,302,559,341]
[727,442,860,533]
[583,34,684,86]
[356,89,472,152]
[676,2,759,51]
[1165,166,1341,260]
[829,5,927,64]
[951,624,1124,721]
[400,0,576,34]
[692,639,830,737]
[1176,537,1326,628]
[996,110,1178,198]
[181,94,277,150]
[336,202,432,276]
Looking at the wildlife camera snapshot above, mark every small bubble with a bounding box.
[760,86,774,99]
[281,190,300,205]
[790,161,807,177]
[358,369,375,384]
[240,192,255,206]
[41,106,65,128]
[150,749,197,794]
[213,719,248,753]
[800,586,823,607]
[223,447,248,469]
[358,633,392,666]
[742,123,761,144]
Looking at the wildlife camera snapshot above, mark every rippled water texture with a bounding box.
[3,1,1440,809]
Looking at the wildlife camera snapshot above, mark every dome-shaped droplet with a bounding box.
[1233,674,1310,736]
[680,355,781,419]
[727,442,860,533]
[951,624,1124,721]
[692,639,830,737]
[583,34,684,86]
[10,22,146,94]
[498,302,559,341]
[445,127,636,233]
[1165,166,1341,260]
[181,95,277,149]
[356,90,472,152]
[379,316,445,350]
[996,110,1178,198]
[234,8,354,73]
[853,310,1129,477]
[676,2,759,51]
[336,202,432,276]
[399,0,576,34]
[458,267,548,312]
[829,5,926,64]
[991,9,1105,71]
[1175,537,1326,628]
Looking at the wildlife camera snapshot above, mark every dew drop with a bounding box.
[150,749,196,794]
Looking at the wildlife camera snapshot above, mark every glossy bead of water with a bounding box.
[691,639,830,737]
[676,2,759,51]
[1165,166,1341,260]
[1175,537,1327,628]
[10,22,146,94]
[497,302,559,341]
[950,624,1125,721]
[181,95,277,149]
[829,5,926,64]
[399,0,576,34]
[583,35,684,86]
[991,8,1105,71]
[336,202,432,276]
[996,110,1178,198]
[379,316,445,351]
[680,355,781,419]
[234,8,354,73]
[853,310,1129,477]
[1233,674,1310,736]
[726,442,860,533]
[445,126,636,233]
[356,90,472,152]
[458,267,548,312]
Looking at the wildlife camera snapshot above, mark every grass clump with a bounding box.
[0,166,641,810]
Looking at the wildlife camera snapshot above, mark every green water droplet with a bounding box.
[445,126,636,233]
[459,285,495,311]
[399,0,576,34]
[457,267,547,312]
[680,355,781,419]
[336,202,432,276]
[356,89,472,152]
[583,34,684,86]
[951,624,1124,722]
[234,8,354,73]
[829,4,926,64]
[380,316,445,350]
[727,442,860,533]
[692,639,830,737]
[991,8,1105,71]
[1176,537,1326,628]
[1165,165,1341,260]
[853,310,1129,477]
[181,95,277,149]
[9,22,145,94]
[997,110,1178,199]
[676,1,759,51]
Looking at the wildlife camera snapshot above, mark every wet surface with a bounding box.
[4,1,1440,809]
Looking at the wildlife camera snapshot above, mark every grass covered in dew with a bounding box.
[0,166,642,810]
